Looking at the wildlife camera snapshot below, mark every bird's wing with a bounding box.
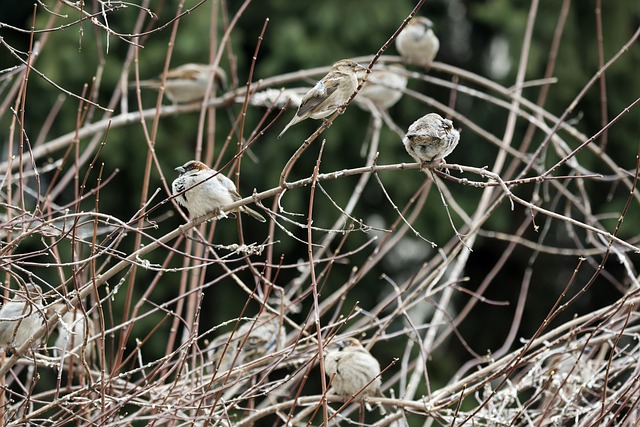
[297,79,338,117]
[218,175,242,202]
[165,67,201,81]
[130,79,161,89]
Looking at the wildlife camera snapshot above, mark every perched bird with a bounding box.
[0,284,44,354]
[403,113,460,167]
[236,312,287,363]
[324,338,384,400]
[172,160,266,222]
[53,306,97,365]
[395,17,440,67]
[207,311,286,373]
[277,59,368,139]
[134,63,227,104]
[355,64,408,111]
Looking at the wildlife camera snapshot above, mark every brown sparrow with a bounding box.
[53,306,97,364]
[0,284,44,353]
[403,113,460,167]
[277,59,368,139]
[324,338,384,399]
[355,64,408,110]
[135,63,227,104]
[172,160,266,222]
[395,17,440,67]
[208,312,286,372]
[235,311,286,363]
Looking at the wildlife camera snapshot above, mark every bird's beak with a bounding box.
[175,166,186,173]
[356,63,368,72]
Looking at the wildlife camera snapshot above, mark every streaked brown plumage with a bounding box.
[207,312,286,372]
[278,59,367,139]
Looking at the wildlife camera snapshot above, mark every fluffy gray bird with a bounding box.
[53,306,97,365]
[236,312,287,363]
[355,64,408,110]
[395,17,440,67]
[0,284,44,354]
[172,160,266,222]
[208,312,286,372]
[277,59,367,139]
[324,338,384,399]
[403,113,460,167]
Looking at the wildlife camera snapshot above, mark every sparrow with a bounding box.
[53,306,97,365]
[208,311,286,371]
[172,160,266,222]
[355,64,408,110]
[277,59,368,139]
[235,311,287,363]
[134,63,227,104]
[324,338,384,400]
[0,284,44,354]
[395,17,440,67]
[403,113,460,167]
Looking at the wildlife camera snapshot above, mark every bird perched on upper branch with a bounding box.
[396,17,440,67]
[278,59,368,139]
[355,64,408,111]
[134,63,227,104]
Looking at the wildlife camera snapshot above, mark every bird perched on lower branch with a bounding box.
[208,311,286,373]
[53,306,97,367]
[403,113,460,168]
[0,284,44,354]
[324,337,391,414]
[172,160,266,222]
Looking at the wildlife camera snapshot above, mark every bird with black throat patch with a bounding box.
[172,160,266,222]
